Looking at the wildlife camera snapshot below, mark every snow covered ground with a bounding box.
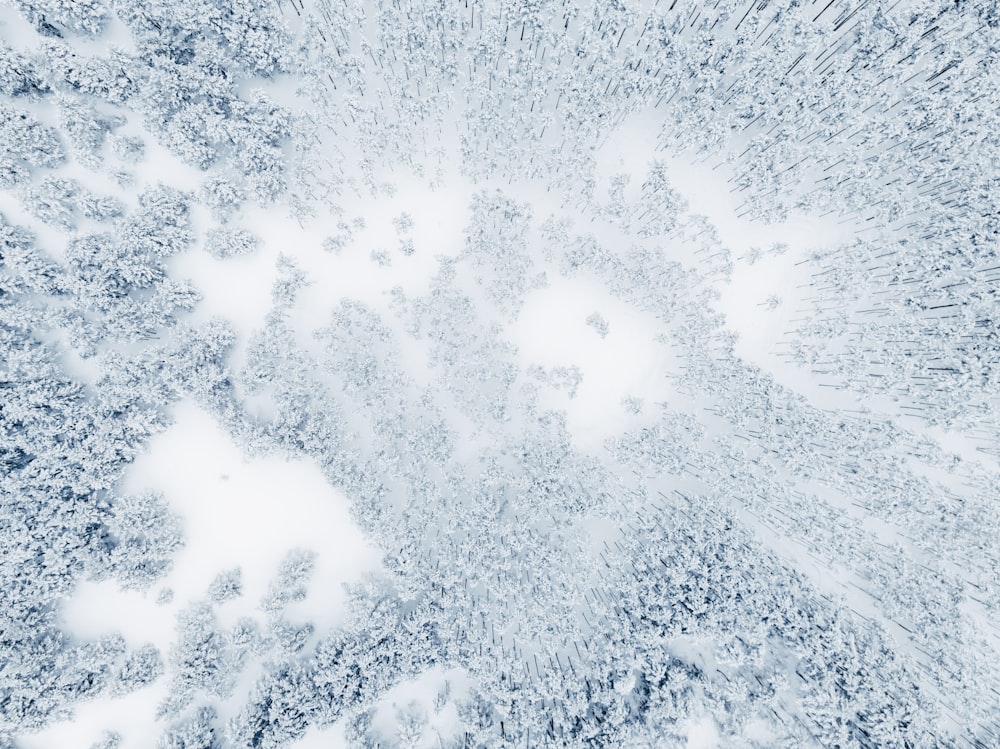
[509,276,672,451]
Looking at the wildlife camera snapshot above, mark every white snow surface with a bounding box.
[509,276,673,451]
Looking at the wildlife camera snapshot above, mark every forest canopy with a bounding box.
[1,1,999,748]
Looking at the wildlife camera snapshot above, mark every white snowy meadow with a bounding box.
[2,1,999,748]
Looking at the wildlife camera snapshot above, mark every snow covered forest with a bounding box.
[2,0,999,746]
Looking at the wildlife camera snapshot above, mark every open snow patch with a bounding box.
[593,108,660,202]
[685,714,720,749]
[124,400,381,630]
[509,277,672,450]
[63,401,380,652]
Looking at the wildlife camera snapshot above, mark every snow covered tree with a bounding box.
[207,568,243,604]
[158,705,220,749]
[14,0,109,37]
[55,93,122,166]
[160,605,234,716]
[199,176,244,221]
[0,104,66,183]
[260,549,316,619]
[88,732,121,749]
[204,228,257,259]
[105,492,183,591]
[0,43,47,98]
[112,643,163,695]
